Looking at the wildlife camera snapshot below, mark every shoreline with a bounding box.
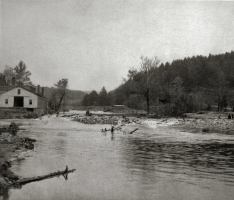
[142,112,234,135]
[1,111,233,190]
[0,110,38,120]
[0,126,35,189]
[64,111,234,135]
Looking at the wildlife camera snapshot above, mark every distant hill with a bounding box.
[43,87,87,107]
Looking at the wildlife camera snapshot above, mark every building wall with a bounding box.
[37,96,48,115]
[0,87,38,108]
[34,108,46,116]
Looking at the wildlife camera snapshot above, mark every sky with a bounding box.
[1,0,234,91]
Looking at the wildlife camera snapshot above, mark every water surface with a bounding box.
[1,115,234,200]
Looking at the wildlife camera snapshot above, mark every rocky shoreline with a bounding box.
[63,114,142,126]
[173,117,234,135]
[0,110,38,119]
[142,112,234,134]
[0,126,36,189]
[64,111,234,135]
[1,111,233,191]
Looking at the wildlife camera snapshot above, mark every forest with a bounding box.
[82,51,234,116]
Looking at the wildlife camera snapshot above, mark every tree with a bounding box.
[169,76,186,114]
[206,63,228,111]
[3,65,15,84]
[80,51,234,116]
[14,61,32,85]
[99,87,109,106]
[84,90,100,106]
[82,94,90,106]
[89,90,99,105]
[54,79,68,111]
[48,91,58,111]
[133,56,160,114]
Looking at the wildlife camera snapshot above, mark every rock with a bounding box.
[0,176,7,187]
[1,169,19,180]
[202,128,210,133]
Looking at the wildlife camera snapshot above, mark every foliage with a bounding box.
[53,79,68,111]
[99,87,109,106]
[3,61,32,85]
[82,87,112,106]
[14,61,32,85]
[81,51,234,115]
[3,65,15,84]
[44,87,86,109]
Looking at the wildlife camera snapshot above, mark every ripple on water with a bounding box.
[120,134,234,187]
[3,118,234,200]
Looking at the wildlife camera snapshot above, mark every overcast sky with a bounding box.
[1,0,234,91]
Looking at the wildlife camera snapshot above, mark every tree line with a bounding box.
[82,51,234,115]
[82,87,113,106]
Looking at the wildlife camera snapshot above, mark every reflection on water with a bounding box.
[120,138,234,187]
[0,187,9,200]
[1,116,234,200]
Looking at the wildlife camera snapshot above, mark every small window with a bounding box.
[5,99,8,104]
[29,99,32,105]
[18,89,21,94]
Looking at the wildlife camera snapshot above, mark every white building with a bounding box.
[0,86,48,115]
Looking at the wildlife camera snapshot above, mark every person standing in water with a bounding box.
[111,125,114,133]
[111,125,114,141]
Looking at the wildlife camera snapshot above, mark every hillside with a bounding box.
[43,87,87,108]
[82,51,234,115]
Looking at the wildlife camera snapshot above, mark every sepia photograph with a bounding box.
[0,0,234,199]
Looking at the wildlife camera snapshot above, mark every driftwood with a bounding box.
[115,125,123,130]
[101,124,123,132]
[128,128,138,134]
[15,166,76,185]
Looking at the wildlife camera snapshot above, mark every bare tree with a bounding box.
[3,65,15,84]
[139,56,160,114]
[54,79,68,111]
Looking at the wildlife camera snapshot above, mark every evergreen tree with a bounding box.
[99,87,109,106]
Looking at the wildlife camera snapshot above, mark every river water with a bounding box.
[1,113,234,200]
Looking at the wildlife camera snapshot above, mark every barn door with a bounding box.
[14,97,24,107]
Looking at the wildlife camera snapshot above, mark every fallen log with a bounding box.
[114,125,123,130]
[15,166,76,185]
[101,124,123,132]
[128,128,138,134]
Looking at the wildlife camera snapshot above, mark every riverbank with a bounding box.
[73,106,147,115]
[65,111,234,135]
[143,112,234,134]
[0,110,38,119]
[3,113,233,200]
[63,113,142,126]
[0,127,35,188]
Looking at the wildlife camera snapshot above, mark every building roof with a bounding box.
[0,86,47,99]
[24,83,36,88]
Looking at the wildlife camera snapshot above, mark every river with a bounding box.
[1,113,234,200]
